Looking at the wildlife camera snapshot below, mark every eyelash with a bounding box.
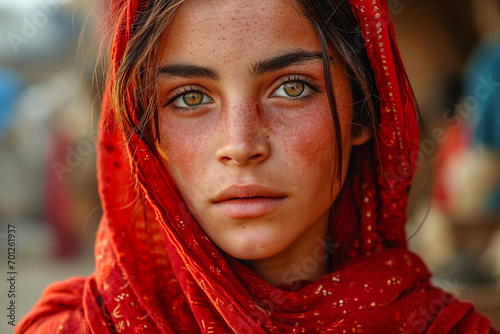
[163,75,321,112]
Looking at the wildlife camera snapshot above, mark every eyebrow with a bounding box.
[158,64,220,80]
[157,50,331,80]
[251,50,329,76]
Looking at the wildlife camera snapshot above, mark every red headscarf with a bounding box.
[18,0,497,333]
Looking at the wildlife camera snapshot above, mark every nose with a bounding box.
[215,102,270,166]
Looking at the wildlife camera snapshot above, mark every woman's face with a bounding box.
[157,0,365,261]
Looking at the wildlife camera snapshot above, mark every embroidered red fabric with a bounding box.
[17,0,498,333]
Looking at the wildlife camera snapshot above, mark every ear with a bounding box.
[351,125,373,146]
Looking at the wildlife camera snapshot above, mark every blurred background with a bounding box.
[0,0,102,332]
[0,0,499,332]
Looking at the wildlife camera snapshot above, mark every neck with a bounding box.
[243,211,331,286]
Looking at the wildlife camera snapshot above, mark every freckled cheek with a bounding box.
[275,112,336,169]
[159,122,214,180]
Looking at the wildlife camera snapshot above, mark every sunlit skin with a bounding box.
[156,0,369,285]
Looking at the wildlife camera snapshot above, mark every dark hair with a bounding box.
[109,0,379,179]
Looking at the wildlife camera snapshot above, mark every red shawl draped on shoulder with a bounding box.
[17,0,498,333]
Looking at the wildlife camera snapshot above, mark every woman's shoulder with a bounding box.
[341,249,498,333]
[16,276,91,334]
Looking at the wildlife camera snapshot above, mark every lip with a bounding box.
[212,184,286,218]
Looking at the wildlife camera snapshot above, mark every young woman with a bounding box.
[18,0,498,332]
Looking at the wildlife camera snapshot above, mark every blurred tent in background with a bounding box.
[0,68,24,137]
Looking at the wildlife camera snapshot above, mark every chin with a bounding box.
[218,229,287,261]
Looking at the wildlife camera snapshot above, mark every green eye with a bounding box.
[283,82,304,97]
[173,90,212,108]
[183,91,203,106]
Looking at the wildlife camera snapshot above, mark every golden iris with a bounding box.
[283,82,304,97]
[182,91,203,106]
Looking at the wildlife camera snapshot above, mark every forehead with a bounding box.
[161,0,321,64]
[174,0,302,25]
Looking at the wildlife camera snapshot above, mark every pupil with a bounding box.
[183,91,203,106]
[284,82,304,97]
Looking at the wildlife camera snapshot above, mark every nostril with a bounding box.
[248,154,262,161]
[219,153,263,166]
